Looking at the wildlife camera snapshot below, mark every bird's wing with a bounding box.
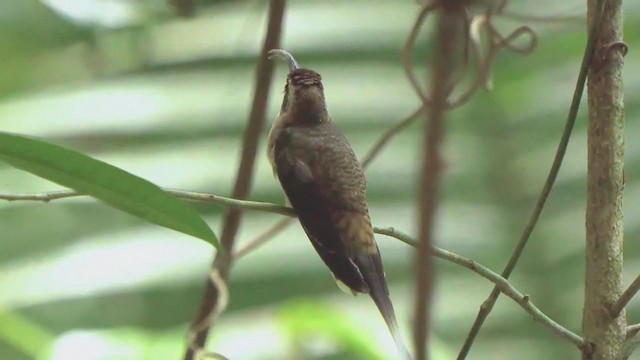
[273,127,373,293]
[273,126,411,358]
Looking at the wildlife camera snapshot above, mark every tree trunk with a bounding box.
[582,0,626,359]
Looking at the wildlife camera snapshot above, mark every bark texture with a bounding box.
[583,0,626,359]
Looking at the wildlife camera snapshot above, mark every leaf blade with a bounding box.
[0,132,220,249]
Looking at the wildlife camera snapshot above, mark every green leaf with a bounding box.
[0,132,220,249]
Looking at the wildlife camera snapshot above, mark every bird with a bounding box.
[266,48,412,359]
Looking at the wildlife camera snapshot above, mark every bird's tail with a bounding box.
[356,253,413,360]
[371,290,412,360]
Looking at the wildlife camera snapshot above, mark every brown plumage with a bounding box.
[267,49,411,359]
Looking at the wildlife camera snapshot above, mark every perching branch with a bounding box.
[375,227,585,349]
[610,274,640,318]
[0,189,296,217]
[0,187,585,349]
[457,0,610,357]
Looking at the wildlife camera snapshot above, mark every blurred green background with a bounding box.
[0,0,638,359]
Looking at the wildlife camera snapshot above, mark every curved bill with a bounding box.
[267,49,299,72]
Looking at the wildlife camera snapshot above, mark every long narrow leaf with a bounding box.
[0,132,220,249]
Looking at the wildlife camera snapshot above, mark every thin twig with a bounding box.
[403,2,438,106]
[233,218,293,259]
[403,1,537,112]
[375,227,585,349]
[626,325,640,359]
[0,191,79,202]
[187,270,229,357]
[452,1,537,104]
[0,189,296,217]
[360,106,425,168]
[235,219,296,261]
[183,1,286,358]
[454,15,535,106]
[623,330,640,360]
[628,324,640,339]
[457,1,609,358]
[610,274,640,318]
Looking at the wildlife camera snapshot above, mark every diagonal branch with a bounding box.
[375,227,585,349]
[627,324,640,339]
[233,218,293,259]
[360,106,425,168]
[610,274,640,318]
[623,328,640,360]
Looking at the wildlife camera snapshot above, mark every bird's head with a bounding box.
[268,49,328,123]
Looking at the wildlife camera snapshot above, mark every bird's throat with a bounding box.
[288,98,329,125]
